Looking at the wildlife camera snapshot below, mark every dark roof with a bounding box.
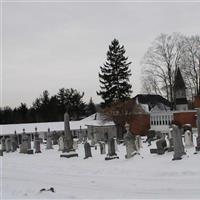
[174,68,186,89]
[132,94,171,110]
[175,98,188,105]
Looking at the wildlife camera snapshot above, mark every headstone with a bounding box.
[172,125,186,160]
[156,138,167,155]
[46,129,53,149]
[58,136,64,151]
[84,141,92,159]
[105,138,119,160]
[184,130,193,147]
[1,137,6,151]
[20,132,29,153]
[124,123,137,159]
[113,138,119,152]
[52,132,58,145]
[35,140,41,153]
[91,133,96,147]
[73,139,78,150]
[28,135,32,149]
[167,128,174,152]
[5,138,12,152]
[146,130,156,146]
[60,112,78,158]
[135,135,142,152]
[0,150,3,156]
[34,128,41,153]
[14,131,19,147]
[99,141,106,154]
[10,135,18,152]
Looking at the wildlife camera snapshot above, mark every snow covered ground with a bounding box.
[1,137,200,199]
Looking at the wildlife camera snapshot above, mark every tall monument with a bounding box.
[60,112,78,158]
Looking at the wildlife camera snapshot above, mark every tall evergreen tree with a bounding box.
[97,39,132,106]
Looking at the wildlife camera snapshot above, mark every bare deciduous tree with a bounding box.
[181,35,200,98]
[142,33,185,107]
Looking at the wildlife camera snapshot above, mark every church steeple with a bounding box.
[173,67,188,110]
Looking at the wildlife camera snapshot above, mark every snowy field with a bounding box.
[1,137,200,199]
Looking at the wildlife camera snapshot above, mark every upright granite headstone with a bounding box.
[10,135,18,152]
[20,132,29,153]
[58,135,64,151]
[113,138,119,152]
[172,125,186,160]
[5,138,11,152]
[1,137,6,151]
[52,131,58,145]
[167,128,174,152]
[60,112,78,158]
[105,138,119,160]
[13,131,19,147]
[124,123,137,159]
[156,138,167,155]
[135,135,142,152]
[84,141,92,159]
[73,139,78,150]
[91,133,96,147]
[184,130,193,147]
[35,139,41,153]
[46,128,53,149]
[99,141,106,154]
[34,129,41,153]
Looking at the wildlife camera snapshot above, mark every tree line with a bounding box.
[0,88,96,124]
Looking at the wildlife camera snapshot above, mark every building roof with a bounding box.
[133,94,171,112]
[173,67,186,89]
[175,98,188,105]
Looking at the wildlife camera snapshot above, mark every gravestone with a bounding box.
[0,150,3,156]
[58,135,64,151]
[10,135,18,152]
[1,137,6,151]
[167,128,174,152]
[35,139,41,153]
[184,130,193,147]
[28,134,32,149]
[91,133,96,147]
[124,123,137,159]
[5,138,11,152]
[20,132,29,153]
[60,112,78,158]
[114,138,119,152]
[46,129,53,149]
[84,141,92,159]
[14,131,19,147]
[172,125,186,160]
[196,109,200,151]
[73,139,78,150]
[156,138,167,155]
[135,135,142,152]
[34,129,41,153]
[146,130,156,146]
[52,131,58,145]
[99,141,106,154]
[105,138,119,160]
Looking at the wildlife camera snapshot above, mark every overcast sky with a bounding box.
[1,1,200,108]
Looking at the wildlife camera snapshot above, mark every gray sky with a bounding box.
[1,1,200,108]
